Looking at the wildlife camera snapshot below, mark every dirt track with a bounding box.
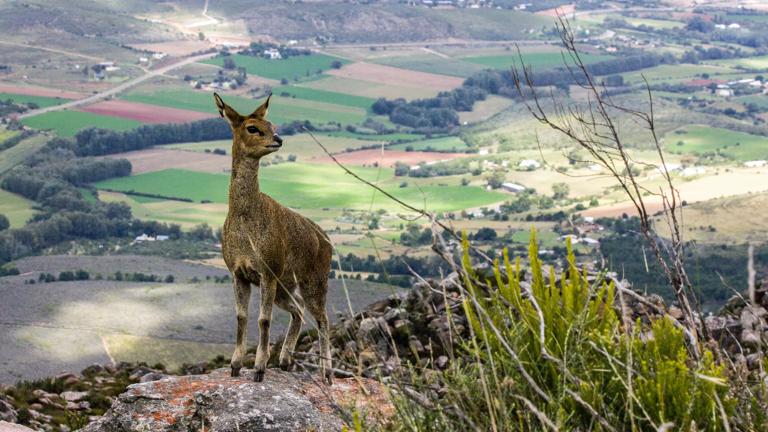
[312,149,470,167]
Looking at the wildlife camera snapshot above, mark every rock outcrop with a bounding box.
[83,368,389,432]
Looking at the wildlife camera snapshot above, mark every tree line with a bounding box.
[376,52,674,131]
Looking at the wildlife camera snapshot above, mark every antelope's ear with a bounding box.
[213,92,243,129]
[252,93,271,119]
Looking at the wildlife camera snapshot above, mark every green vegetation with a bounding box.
[274,85,376,110]
[122,89,367,125]
[389,236,748,431]
[203,53,348,80]
[372,56,485,78]
[389,136,469,152]
[0,92,69,108]
[0,189,36,228]
[462,52,613,71]
[93,165,507,212]
[20,111,141,137]
[666,125,768,161]
[0,134,49,174]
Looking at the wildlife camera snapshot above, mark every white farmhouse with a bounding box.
[263,48,282,59]
[501,182,526,193]
[518,159,541,170]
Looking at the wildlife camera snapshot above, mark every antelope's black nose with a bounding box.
[273,134,283,145]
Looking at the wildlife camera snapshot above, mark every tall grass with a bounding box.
[383,232,764,431]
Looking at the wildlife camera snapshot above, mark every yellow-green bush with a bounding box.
[386,231,740,431]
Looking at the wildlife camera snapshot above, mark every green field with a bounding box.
[93,164,507,212]
[665,125,768,161]
[389,136,469,152]
[462,52,614,71]
[372,56,486,78]
[0,134,49,174]
[707,55,768,70]
[20,110,141,137]
[274,85,376,110]
[0,189,37,228]
[122,89,367,126]
[0,92,70,108]
[203,53,348,80]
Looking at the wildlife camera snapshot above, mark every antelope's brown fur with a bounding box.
[214,92,333,384]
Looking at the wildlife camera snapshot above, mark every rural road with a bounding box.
[18,52,218,119]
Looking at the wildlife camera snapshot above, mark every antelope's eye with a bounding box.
[246,126,264,136]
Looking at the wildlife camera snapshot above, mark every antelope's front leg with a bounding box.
[230,275,251,377]
[254,278,277,382]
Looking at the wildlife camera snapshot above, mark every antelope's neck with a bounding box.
[229,156,261,213]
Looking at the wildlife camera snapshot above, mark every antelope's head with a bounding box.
[214,92,283,159]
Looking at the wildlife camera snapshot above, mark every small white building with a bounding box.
[501,182,526,193]
[518,159,541,170]
[744,160,767,168]
[682,166,706,177]
[152,52,168,60]
[263,48,282,59]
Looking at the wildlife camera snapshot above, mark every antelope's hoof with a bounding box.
[279,360,293,372]
[323,370,333,386]
[230,367,240,378]
[254,370,265,382]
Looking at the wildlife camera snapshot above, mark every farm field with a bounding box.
[20,111,142,137]
[311,149,470,166]
[706,55,768,70]
[105,148,230,174]
[653,192,768,244]
[274,85,376,110]
[0,189,36,228]
[79,100,216,124]
[122,88,368,126]
[0,84,83,99]
[0,256,401,382]
[461,52,613,71]
[203,53,348,80]
[665,125,768,161]
[0,92,69,108]
[621,64,741,84]
[163,133,385,159]
[389,136,469,152]
[92,164,508,212]
[326,62,464,93]
[371,55,486,78]
[299,75,439,100]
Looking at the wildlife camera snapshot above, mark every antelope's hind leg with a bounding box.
[307,291,332,385]
[230,274,252,377]
[275,287,305,371]
[253,277,277,382]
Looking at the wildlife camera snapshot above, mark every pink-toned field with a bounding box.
[129,40,215,57]
[0,83,84,99]
[326,62,463,92]
[106,148,230,174]
[79,100,216,124]
[312,149,470,167]
[536,4,575,17]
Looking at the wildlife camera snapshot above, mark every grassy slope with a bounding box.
[203,54,348,80]
[21,111,141,137]
[462,52,613,70]
[274,85,376,110]
[93,165,507,212]
[0,189,37,228]
[665,125,768,161]
[0,93,70,108]
[0,134,49,175]
[389,136,469,152]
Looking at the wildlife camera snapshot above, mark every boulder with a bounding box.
[0,421,36,432]
[82,368,390,432]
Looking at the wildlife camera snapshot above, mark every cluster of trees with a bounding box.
[394,161,471,178]
[333,252,450,280]
[0,130,36,152]
[597,216,760,306]
[375,52,673,131]
[399,224,432,247]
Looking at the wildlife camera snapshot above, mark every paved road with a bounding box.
[18,52,218,119]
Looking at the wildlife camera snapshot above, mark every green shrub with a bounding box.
[386,231,739,431]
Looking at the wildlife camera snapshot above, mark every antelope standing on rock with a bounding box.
[214,92,334,384]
